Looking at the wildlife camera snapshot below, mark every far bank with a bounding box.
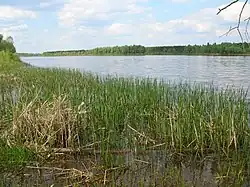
[18,42,250,57]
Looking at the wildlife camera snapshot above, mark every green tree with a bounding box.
[0,34,3,43]
[0,34,16,53]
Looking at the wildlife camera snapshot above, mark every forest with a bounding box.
[39,42,250,56]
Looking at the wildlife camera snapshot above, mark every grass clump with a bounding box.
[0,51,23,72]
[0,140,35,169]
[4,95,86,153]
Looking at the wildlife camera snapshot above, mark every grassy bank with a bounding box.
[0,51,23,71]
[1,51,250,185]
[0,52,35,170]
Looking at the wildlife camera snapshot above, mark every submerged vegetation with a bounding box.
[1,51,250,186]
[19,42,250,57]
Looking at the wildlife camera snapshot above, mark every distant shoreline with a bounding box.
[19,53,250,57]
[18,42,250,57]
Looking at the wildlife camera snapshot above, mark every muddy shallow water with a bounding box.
[2,150,249,186]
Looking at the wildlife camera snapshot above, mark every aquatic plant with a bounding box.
[1,66,248,157]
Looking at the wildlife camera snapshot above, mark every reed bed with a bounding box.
[1,65,249,158]
[1,52,250,185]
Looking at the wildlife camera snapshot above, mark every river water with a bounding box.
[21,55,250,94]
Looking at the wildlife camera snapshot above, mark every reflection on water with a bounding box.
[0,151,218,186]
[1,150,249,186]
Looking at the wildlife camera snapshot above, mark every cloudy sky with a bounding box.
[0,0,249,52]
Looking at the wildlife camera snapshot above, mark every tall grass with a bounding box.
[0,51,23,72]
[1,68,248,155]
[0,51,249,158]
[1,51,250,185]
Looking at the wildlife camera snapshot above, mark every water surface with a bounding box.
[22,55,250,94]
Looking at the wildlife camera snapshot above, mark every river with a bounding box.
[22,55,250,94]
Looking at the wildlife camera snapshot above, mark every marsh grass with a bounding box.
[0,139,35,169]
[0,59,249,157]
[1,52,250,185]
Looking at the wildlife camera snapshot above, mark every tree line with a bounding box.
[0,34,16,53]
[37,42,250,56]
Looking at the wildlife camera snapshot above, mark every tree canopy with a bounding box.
[0,34,16,53]
[39,43,250,56]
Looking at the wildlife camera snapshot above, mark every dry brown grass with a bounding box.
[4,95,86,152]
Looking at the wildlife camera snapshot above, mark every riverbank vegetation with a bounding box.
[1,50,250,185]
[3,68,249,154]
[19,42,250,57]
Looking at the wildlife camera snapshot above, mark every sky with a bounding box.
[0,0,250,53]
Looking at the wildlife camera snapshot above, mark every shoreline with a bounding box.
[19,53,250,57]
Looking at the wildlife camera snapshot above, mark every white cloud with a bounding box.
[106,23,132,35]
[39,2,52,8]
[170,0,191,3]
[57,1,250,42]
[0,6,36,20]
[0,5,35,48]
[71,1,248,47]
[103,22,172,39]
[17,1,250,52]
[1,24,28,32]
[168,19,213,33]
[103,9,217,40]
[58,0,150,26]
[39,0,65,8]
[0,24,28,41]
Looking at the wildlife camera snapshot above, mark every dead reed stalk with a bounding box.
[4,95,86,153]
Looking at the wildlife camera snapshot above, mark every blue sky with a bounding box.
[0,0,249,52]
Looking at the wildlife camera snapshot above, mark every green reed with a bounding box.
[2,71,249,150]
[0,52,249,160]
